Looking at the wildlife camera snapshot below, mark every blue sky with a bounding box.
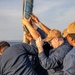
[0,0,75,41]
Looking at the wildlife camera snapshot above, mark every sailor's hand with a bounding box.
[31,13,40,24]
[36,37,44,53]
[22,17,28,26]
[22,17,31,26]
[25,33,33,41]
[31,20,38,30]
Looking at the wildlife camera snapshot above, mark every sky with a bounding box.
[0,0,75,41]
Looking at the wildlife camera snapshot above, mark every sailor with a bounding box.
[61,22,75,75]
[22,14,72,75]
[0,41,37,75]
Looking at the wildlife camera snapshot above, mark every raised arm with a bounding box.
[22,17,41,40]
[31,14,51,34]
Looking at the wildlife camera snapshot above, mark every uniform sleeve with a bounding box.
[22,43,38,55]
[38,51,58,69]
[38,44,69,70]
[37,28,47,39]
[63,54,75,75]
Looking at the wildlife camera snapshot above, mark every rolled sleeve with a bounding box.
[37,28,47,39]
[38,51,58,70]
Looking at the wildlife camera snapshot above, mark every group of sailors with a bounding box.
[0,14,75,75]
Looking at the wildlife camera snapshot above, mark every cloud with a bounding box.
[34,0,75,15]
[0,6,22,40]
[53,6,75,24]
[0,0,75,40]
[33,0,75,32]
